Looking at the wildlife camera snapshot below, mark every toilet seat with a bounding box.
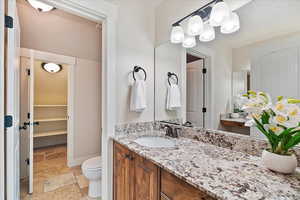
[82,156,102,171]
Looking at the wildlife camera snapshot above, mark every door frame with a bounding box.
[186,48,212,129]
[2,0,118,199]
[20,48,76,180]
[37,1,118,200]
[0,0,5,199]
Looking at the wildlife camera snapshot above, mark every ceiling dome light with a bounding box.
[182,35,196,48]
[199,23,215,42]
[170,25,184,44]
[27,0,55,12]
[209,1,230,27]
[221,12,240,34]
[187,15,204,36]
[42,63,62,73]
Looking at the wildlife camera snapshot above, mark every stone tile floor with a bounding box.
[20,145,100,200]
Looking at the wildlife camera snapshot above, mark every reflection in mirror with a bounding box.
[155,0,300,139]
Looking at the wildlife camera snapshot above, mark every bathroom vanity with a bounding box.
[113,142,213,200]
[112,125,300,200]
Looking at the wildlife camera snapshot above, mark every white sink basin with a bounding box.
[134,136,176,148]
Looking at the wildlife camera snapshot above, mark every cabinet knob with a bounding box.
[125,154,134,160]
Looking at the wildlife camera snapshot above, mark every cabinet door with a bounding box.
[161,170,215,200]
[133,153,159,200]
[113,142,133,200]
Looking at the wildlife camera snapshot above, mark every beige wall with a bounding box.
[34,61,68,105]
[17,0,101,62]
[74,58,101,159]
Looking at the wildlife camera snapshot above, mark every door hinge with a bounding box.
[4,115,13,128]
[27,113,30,119]
[27,69,31,76]
[26,158,30,165]
[202,68,207,74]
[202,107,207,113]
[5,15,13,29]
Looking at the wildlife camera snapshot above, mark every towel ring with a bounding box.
[167,72,178,85]
[132,66,147,81]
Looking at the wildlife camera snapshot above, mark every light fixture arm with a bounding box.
[172,0,221,26]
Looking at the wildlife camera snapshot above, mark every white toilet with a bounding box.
[82,156,102,198]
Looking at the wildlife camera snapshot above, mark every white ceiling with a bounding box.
[214,0,300,48]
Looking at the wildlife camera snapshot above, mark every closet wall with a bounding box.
[33,61,68,148]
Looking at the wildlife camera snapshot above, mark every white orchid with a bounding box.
[263,124,284,135]
[241,91,300,155]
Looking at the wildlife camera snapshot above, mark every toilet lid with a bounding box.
[82,156,101,170]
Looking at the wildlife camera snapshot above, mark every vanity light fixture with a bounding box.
[209,1,230,27]
[187,15,204,36]
[170,0,241,48]
[27,0,55,12]
[221,12,240,34]
[199,23,215,42]
[182,35,196,48]
[170,24,185,44]
[41,62,62,73]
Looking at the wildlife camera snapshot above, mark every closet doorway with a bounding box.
[20,49,76,194]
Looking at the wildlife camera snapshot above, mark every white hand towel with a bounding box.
[130,80,147,112]
[166,83,181,110]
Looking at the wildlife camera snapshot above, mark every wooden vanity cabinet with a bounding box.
[160,170,214,200]
[113,142,159,200]
[114,142,214,200]
[113,142,134,200]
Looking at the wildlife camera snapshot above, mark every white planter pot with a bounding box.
[262,150,297,174]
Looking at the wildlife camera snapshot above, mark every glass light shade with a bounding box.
[182,35,196,48]
[42,63,62,73]
[199,24,215,42]
[209,1,230,27]
[27,0,54,12]
[170,25,184,43]
[221,12,240,34]
[187,15,204,36]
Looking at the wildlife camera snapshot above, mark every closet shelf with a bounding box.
[34,130,67,138]
[34,117,68,122]
[34,105,67,108]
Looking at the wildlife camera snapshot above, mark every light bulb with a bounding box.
[27,0,54,12]
[182,35,196,48]
[42,63,62,73]
[199,24,215,42]
[187,15,203,36]
[221,12,240,34]
[170,25,184,43]
[209,1,230,27]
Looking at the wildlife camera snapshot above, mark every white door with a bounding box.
[186,59,204,127]
[19,56,32,193]
[28,51,34,194]
[6,0,21,199]
[0,1,6,199]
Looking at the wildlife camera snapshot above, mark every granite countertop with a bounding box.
[112,132,300,200]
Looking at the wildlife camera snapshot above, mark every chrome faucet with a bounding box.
[162,124,180,138]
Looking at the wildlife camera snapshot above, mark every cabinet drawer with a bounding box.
[161,170,215,200]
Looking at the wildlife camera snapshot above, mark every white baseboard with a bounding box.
[68,153,100,168]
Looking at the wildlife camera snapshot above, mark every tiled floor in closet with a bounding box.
[20,145,100,200]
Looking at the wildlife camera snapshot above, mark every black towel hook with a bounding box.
[132,66,147,81]
[167,72,178,86]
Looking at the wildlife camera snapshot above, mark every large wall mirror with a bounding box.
[154,0,300,139]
